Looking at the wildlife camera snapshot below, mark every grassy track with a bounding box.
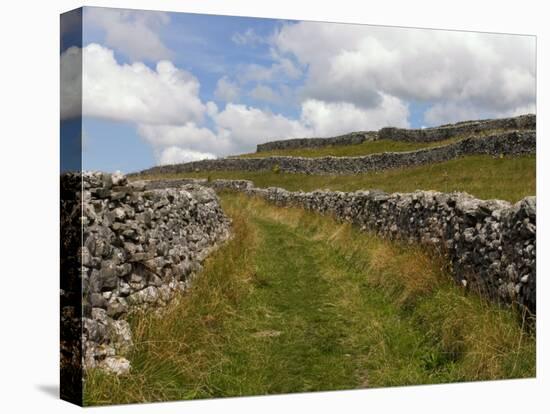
[140,155,536,203]
[84,194,535,405]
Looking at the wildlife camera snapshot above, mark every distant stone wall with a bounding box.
[74,172,230,375]
[254,114,535,151]
[134,130,535,177]
[256,131,378,152]
[140,178,536,314]
[378,114,535,142]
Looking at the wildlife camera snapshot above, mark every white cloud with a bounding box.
[158,146,216,165]
[241,58,302,83]
[214,76,240,102]
[137,122,232,165]
[85,7,172,61]
[424,101,537,126]
[231,28,266,46]
[62,43,206,124]
[249,84,281,103]
[301,95,410,136]
[212,103,312,152]
[137,122,229,155]
[206,101,219,117]
[273,22,536,123]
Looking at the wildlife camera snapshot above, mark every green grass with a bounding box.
[140,154,536,203]
[84,194,535,406]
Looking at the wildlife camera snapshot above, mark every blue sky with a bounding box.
[60,7,536,173]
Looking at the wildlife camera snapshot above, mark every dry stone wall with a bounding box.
[379,114,535,142]
[140,178,536,314]
[255,114,535,151]
[256,131,378,152]
[66,172,230,375]
[134,130,535,177]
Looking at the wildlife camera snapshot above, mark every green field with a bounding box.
[84,194,535,405]
[139,155,536,203]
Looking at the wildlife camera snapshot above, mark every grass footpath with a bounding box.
[143,155,536,203]
[84,194,535,406]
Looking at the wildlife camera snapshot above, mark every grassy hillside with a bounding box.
[234,128,511,158]
[84,194,535,405]
[139,155,536,203]
[234,137,462,158]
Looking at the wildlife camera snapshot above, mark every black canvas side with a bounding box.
[60,7,83,407]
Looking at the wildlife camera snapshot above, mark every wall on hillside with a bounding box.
[378,114,535,142]
[254,114,535,152]
[256,131,378,152]
[134,130,535,177]
[141,178,536,314]
[73,172,230,375]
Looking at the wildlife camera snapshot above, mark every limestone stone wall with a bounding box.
[378,114,535,142]
[256,131,378,152]
[70,172,230,374]
[254,114,535,151]
[134,130,535,177]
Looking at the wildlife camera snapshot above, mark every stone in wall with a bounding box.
[73,172,230,375]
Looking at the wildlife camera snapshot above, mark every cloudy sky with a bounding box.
[60,7,536,173]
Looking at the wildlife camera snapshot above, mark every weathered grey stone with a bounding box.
[100,356,131,376]
[90,293,107,308]
[111,171,127,186]
[107,300,128,319]
[100,261,118,291]
[113,207,126,221]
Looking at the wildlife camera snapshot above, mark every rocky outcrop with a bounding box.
[256,131,378,152]
[140,178,536,315]
[64,172,230,375]
[379,114,535,142]
[134,130,535,177]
